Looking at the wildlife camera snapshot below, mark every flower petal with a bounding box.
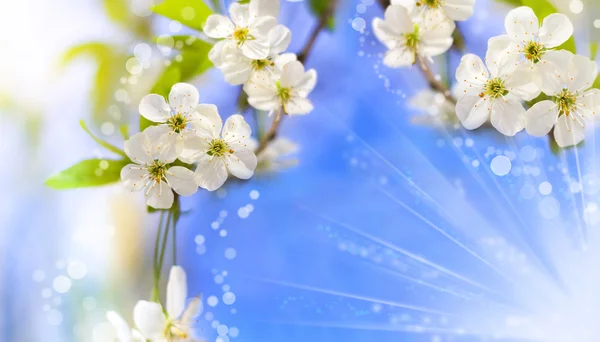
[226,147,257,179]
[250,0,280,18]
[554,114,585,147]
[180,130,210,163]
[244,81,279,111]
[146,126,182,163]
[180,297,202,327]
[106,311,132,342]
[124,132,154,165]
[241,39,270,60]
[280,60,305,88]
[268,25,291,55]
[284,96,314,115]
[504,6,539,43]
[195,155,229,191]
[223,114,252,144]
[133,300,166,339]
[221,59,252,85]
[538,13,573,48]
[139,94,171,123]
[121,164,149,192]
[456,54,488,92]
[229,2,249,27]
[208,40,237,68]
[486,35,520,77]
[189,104,222,139]
[525,100,559,136]
[568,54,598,93]
[384,5,413,35]
[166,166,198,197]
[577,89,600,118]
[166,265,187,319]
[504,63,540,101]
[490,98,526,136]
[456,95,490,130]
[146,181,175,209]
[203,14,235,39]
[372,18,399,50]
[169,83,199,115]
[251,16,278,39]
[419,19,454,57]
[535,50,571,95]
[442,0,475,21]
[383,47,414,68]
[294,69,317,96]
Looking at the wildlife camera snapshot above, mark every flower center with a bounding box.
[207,139,232,157]
[555,88,577,116]
[251,58,274,71]
[233,27,250,45]
[167,113,188,134]
[147,160,168,183]
[417,0,442,8]
[164,320,188,339]
[404,24,420,52]
[483,78,508,99]
[276,81,292,104]
[523,41,545,63]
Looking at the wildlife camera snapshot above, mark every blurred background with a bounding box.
[3,0,600,341]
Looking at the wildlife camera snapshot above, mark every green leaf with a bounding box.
[103,0,131,28]
[493,0,523,7]
[309,0,334,30]
[591,42,598,61]
[152,0,213,31]
[46,159,129,189]
[521,0,576,54]
[80,120,128,158]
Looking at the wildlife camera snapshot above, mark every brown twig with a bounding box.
[377,0,390,8]
[255,109,283,155]
[416,55,457,104]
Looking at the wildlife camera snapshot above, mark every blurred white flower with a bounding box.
[133,266,202,341]
[372,5,454,68]
[106,311,146,342]
[525,50,600,147]
[244,60,317,115]
[248,137,299,173]
[488,6,573,90]
[121,131,197,209]
[139,83,220,163]
[182,108,257,191]
[209,25,294,85]
[204,1,278,60]
[455,52,539,136]
[409,85,462,127]
[392,0,475,22]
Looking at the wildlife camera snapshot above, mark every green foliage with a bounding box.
[493,0,522,6]
[152,0,213,31]
[591,42,598,61]
[309,0,334,30]
[80,119,128,158]
[45,159,129,189]
[61,42,126,125]
[142,36,214,131]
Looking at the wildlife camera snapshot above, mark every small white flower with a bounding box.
[106,311,146,342]
[139,83,219,164]
[372,4,454,68]
[392,0,475,22]
[121,131,198,209]
[525,50,600,147]
[248,137,299,173]
[209,25,294,85]
[409,85,462,126]
[244,60,317,115]
[455,51,539,136]
[204,0,278,60]
[133,266,202,341]
[488,6,573,89]
[183,108,257,191]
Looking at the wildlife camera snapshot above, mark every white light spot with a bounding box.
[491,155,511,176]
[169,20,183,32]
[53,275,72,293]
[249,190,260,200]
[195,235,205,245]
[217,324,229,335]
[126,57,143,75]
[361,0,375,5]
[229,327,240,338]
[181,6,195,20]
[220,229,227,237]
[352,17,366,32]
[237,207,249,219]
[68,261,87,280]
[223,292,236,305]
[356,4,366,13]
[207,295,219,307]
[216,336,230,342]
[215,274,224,284]
[539,182,552,195]
[225,248,237,260]
[595,19,600,28]
[133,43,152,61]
[539,196,560,219]
[569,0,583,13]
[520,184,536,199]
[157,35,174,54]
[519,145,536,162]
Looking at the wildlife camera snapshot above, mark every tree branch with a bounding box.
[416,55,457,104]
[255,109,283,155]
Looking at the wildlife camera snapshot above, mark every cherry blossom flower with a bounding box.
[204,1,278,60]
[182,108,257,191]
[106,311,146,342]
[409,85,463,127]
[121,131,197,209]
[455,50,539,136]
[392,0,475,22]
[488,6,573,89]
[525,50,600,147]
[248,137,299,173]
[139,83,219,163]
[372,4,454,68]
[209,25,294,85]
[133,266,202,341]
[244,60,317,115]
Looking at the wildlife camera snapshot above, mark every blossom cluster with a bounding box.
[121,82,257,209]
[204,0,317,115]
[456,6,600,147]
[107,266,201,341]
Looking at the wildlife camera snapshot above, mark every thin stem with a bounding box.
[416,55,457,104]
[172,215,177,265]
[297,0,339,63]
[256,108,283,155]
[151,210,168,302]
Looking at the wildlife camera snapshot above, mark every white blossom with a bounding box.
[525,50,600,147]
[139,83,219,163]
[455,49,539,136]
[372,4,454,68]
[392,0,475,22]
[121,131,197,209]
[248,137,299,173]
[106,311,146,342]
[409,85,463,127]
[204,0,278,60]
[244,60,317,115]
[182,108,257,191]
[488,6,573,90]
[133,266,202,341]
